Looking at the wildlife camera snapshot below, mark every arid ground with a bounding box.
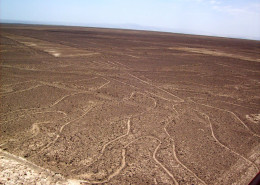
[0,24,260,185]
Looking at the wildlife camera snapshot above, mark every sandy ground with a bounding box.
[0,150,67,185]
[0,24,260,184]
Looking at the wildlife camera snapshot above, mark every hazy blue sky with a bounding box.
[1,0,260,40]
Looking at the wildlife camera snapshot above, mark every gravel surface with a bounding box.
[0,151,68,185]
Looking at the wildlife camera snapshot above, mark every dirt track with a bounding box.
[0,24,260,184]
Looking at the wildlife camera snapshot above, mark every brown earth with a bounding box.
[0,24,260,185]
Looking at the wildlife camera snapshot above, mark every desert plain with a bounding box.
[0,24,260,184]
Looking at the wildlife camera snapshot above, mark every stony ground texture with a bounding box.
[0,150,67,185]
[0,24,260,184]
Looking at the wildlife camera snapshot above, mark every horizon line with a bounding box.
[1,19,260,42]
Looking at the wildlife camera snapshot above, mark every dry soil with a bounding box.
[0,24,260,185]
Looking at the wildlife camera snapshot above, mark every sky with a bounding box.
[1,0,260,40]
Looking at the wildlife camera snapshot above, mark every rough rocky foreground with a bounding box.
[0,150,73,184]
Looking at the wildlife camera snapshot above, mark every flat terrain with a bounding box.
[0,24,260,185]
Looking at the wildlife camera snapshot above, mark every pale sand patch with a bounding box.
[246,114,260,124]
[3,33,99,58]
[64,53,99,57]
[27,43,37,47]
[44,49,61,57]
[170,47,260,62]
[52,53,61,57]
[67,179,81,185]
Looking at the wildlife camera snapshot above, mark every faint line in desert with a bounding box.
[125,54,139,58]
[100,119,131,152]
[193,109,259,172]
[66,77,98,83]
[0,85,43,97]
[147,91,172,102]
[1,80,35,87]
[128,73,184,102]
[153,143,179,185]
[164,122,207,185]
[172,144,207,185]
[86,119,131,167]
[92,60,116,69]
[111,78,139,89]
[111,60,133,70]
[75,149,126,184]
[106,61,184,103]
[0,92,80,117]
[124,136,179,184]
[190,99,260,138]
[42,104,96,150]
[215,62,260,73]
[97,78,110,89]
[2,110,67,124]
[172,105,180,118]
